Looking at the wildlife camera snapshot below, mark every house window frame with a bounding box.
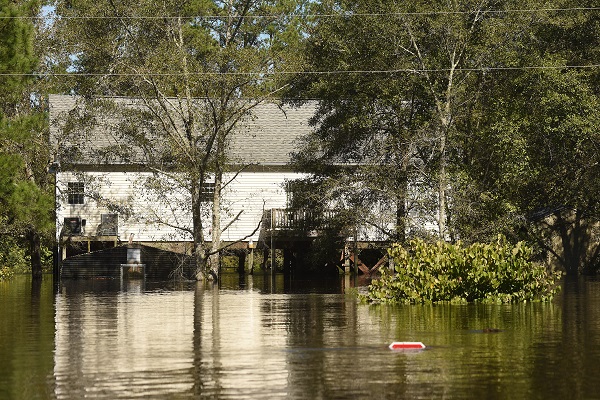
[63,217,82,235]
[67,182,85,205]
[99,213,118,236]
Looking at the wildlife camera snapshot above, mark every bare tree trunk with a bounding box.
[24,153,43,279]
[208,169,223,280]
[404,9,483,241]
[395,169,408,244]
[28,228,43,280]
[438,132,447,239]
[191,177,207,280]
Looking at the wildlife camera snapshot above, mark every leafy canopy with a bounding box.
[361,236,562,304]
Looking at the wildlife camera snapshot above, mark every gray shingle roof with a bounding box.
[229,102,317,165]
[49,94,316,167]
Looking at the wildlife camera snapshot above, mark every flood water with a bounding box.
[1,273,600,399]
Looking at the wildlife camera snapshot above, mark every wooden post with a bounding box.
[271,243,276,274]
[247,240,255,274]
[248,248,254,274]
[262,249,269,271]
[283,249,294,274]
[343,243,350,274]
[271,209,275,274]
[238,251,246,274]
[353,227,358,276]
[53,244,60,282]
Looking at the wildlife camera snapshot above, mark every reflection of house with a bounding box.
[50,95,317,261]
[54,284,196,396]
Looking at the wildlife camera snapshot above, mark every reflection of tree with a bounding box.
[529,277,600,399]
[44,277,600,398]
[54,281,196,398]
[278,295,325,398]
[0,279,54,398]
[268,289,363,398]
[193,279,299,398]
[54,281,121,398]
[192,283,224,396]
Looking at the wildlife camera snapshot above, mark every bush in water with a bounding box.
[0,237,53,280]
[361,236,561,304]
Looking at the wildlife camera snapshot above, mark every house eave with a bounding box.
[56,162,298,173]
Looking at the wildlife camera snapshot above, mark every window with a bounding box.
[63,217,82,235]
[98,213,118,236]
[67,182,85,205]
[201,182,215,202]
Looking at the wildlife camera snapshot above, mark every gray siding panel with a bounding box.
[60,245,195,280]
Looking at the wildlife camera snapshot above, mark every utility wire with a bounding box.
[1,64,599,77]
[2,7,600,19]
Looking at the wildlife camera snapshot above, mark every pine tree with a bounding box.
[0,0,53,279]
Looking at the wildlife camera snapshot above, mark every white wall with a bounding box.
[56,170,439,246]
[56,170,305,244]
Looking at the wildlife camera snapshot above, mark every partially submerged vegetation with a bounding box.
[361,236,562,304]
[0,238,53,281]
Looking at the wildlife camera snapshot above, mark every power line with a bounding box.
[2,7,600,20]
[1,64,599,77]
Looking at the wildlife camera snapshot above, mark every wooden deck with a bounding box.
[257,208,390,275]
[260,208,336,239]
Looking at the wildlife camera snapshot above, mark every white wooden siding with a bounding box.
[56,170,439,245]
[56,170,305,244]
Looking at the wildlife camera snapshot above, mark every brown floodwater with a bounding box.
[1,273,600,399]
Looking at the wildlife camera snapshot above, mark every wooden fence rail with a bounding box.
[263,209,336,232]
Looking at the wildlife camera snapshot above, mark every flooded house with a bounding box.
[49,94,318,277]
[49,95,440,278]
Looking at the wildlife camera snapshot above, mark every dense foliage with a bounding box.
[361,236,562,304]
[0,0,53,279]
[1,0,599,279]
[288,0,600,274]
[0,236,52,280]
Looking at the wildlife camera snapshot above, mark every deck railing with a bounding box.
[263,208,335,232]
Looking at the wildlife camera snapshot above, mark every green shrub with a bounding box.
[0,237,53,278]
[0,240,29,278]
[361,236,561,304]
[0,266,15,280]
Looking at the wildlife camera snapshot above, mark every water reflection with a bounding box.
[0,277,55,400]
[54,280,195,399]
[3,275,600,399]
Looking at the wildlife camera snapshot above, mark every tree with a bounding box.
[289,0,600,277]
[52,0,307,279]
[457,2,600,273]
[288,0,523,242]
[0,0,53,279]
